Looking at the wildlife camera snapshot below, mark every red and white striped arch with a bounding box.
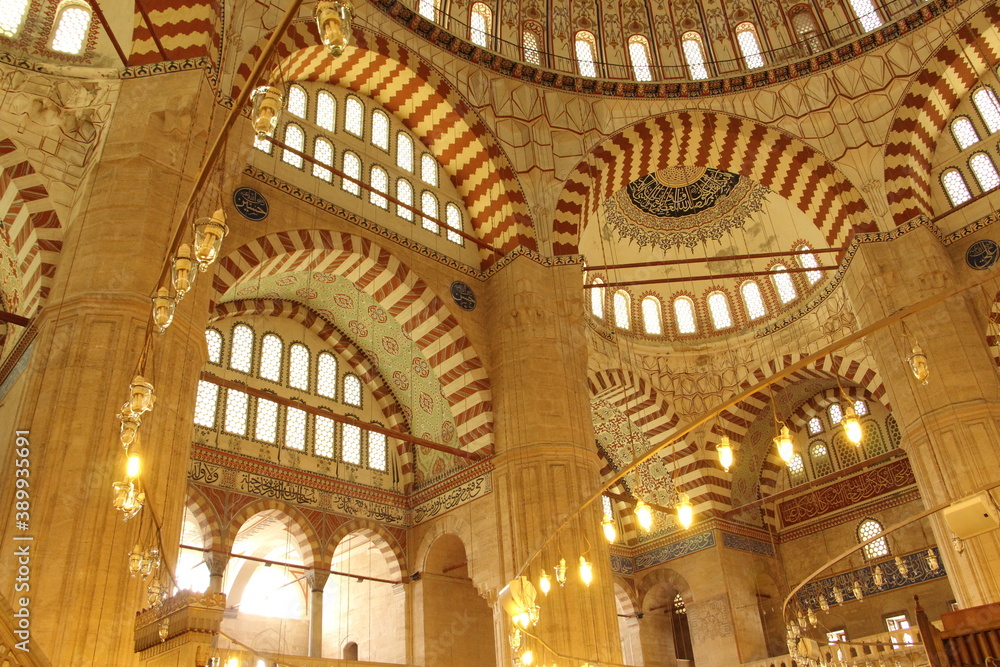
[229,24,534,263]
[551,110,876,256]
[212,230,494,456]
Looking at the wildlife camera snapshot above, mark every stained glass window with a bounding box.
[445,203,463,244]
[642,296,662,334]
[741,281,766,320]
[970,152,1000,192]
[344,374,362,407]
[798,245,822,284]
[344,95,364,137]
[591,279,604,318]
[205,329,223,364]
[421,153,438,186]
[575,30,598,78]
[848,0,882,32]
[315,416,335,458]
[51,2,91,54]
[342,151,361,196]
[973,88,1000,133]
[289,343,310,391]
[735,23,764,69]
[369,431,388,471]
[421,191,439,233]
[282,124,305,168]
[674,297,696,334]
[255,398,278,443]
[470,2,492,47]
[317,91,336,131]
[772,265,797,304]
[285,407,307,451]
[628,35,653,82]
[342,424,362,464]
[0,0,29,37]
[859,518,890,559]
[287,84,307,118]
[313,137,334,182]
[523,27,541,65]
[371,110,389,150]
[370,165,389,209]
[317,352,338,399]
[613,291,630,329]
[223,389,249,435]
[952,117,981,150]
[193,381,220,427]
[708,292,732,329]
[397,132,414,171]
[681,32,709,80]
[230,324,253,373]
[397,178,414,221]
[942,168,973,206]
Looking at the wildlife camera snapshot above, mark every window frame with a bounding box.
[707,291,733,330]
[734,22,765,70]
[950,115,981,151]
[49,0,93,55]
[229,323,255,374]
[941,167,974,207]
[674,295,697,334]
[680,31,710,80]
[341,150,363,197]
[612,290,631,330]
[344,94,365,139]
[281,122,306,170]
[316,90,337,132]
[469,1,494,48]
[522,23,543,66]
[969,151,1000,193]
[286,83,308,119]
[973,87,1000,134]
[627,34,654,82]
[641,295,663,335]
[0,0,30,38]
[740,280,767,320]
[370,109,390,152]
[396,177,415,221]
[420,190,440,234]
[574,30,599,78]
[258,332,284,383]
[312,136,335,182]
[343,373,364,408]
[370,164,390,209]
[858,517,891,560]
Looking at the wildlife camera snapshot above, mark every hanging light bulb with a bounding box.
[773,424,795,464]
[927,548,940,572]
[895,555,909,578]
[151,287,176,333]
[128,543,143,576]
[907,344,929,385]
[675,493,694,530]
[818,594,829,612]
[602,515,617,543]
[873,565,884,588]
[250,86,282,139]
[832,585,844,605]
[129,375,155,415]
[171,243,197,298]
[141,546,161,578]
[314,0,353,57]
[126,453,141,479]
[717,435,734,472]
[119,413,141,448]
[192,209,229,270]
[112,479,145,520]
[842,403,863,445]
[554,558,567,587]
[578,556,593,587]
[520,649,535,666]
[634,499,653,532]
[508,628,522,650]
[851,579,863,601]
[538,570,551,596]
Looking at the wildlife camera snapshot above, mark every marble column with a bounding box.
[307,568,330,657]
[205,551,230,596]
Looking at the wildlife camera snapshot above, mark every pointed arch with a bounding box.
[185,483,224,553]
[224,500,324,567]
[327,518,407,578]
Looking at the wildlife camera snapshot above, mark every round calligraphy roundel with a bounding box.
[233,187,269,221]
[451,281,477,311]
[966,239,999,271]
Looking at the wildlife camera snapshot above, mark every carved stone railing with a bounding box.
[206,651,419,666]
[743,629,929,667]
[0,592,51,666]
[134,590,227,665]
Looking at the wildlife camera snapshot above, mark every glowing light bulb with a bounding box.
[538,571,551,596]
[676,493,694,530]
[602,515,617,543]
[514,611,531,629]
[578,556,593,587]
[842,404,863,445]
[774,424,795,464]
[521,649,535,666]
[634,499,653,532]
[126,454,141,478]
[717,435,734,472]
[555,558,567,586]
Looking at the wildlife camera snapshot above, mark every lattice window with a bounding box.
[613,291,631,329]
[342,151,361,196]
[942,168,973,206]
[420,153,438,186]
[50,1,91,54]
[342,424,362,464]
[282,124,305,168]
[369,431,388,471]
[317,91,336,131]
[193,380,220,427]
[344,374,362,407]
[0,0,29,37]
[315,415,335,458]
[421,191,439,233]
[317,352,338,399]
[674,296,696,334]
[952,117,981,150]
[370,166,389,209]
[854,400,868,416]
[772,265,797,304]
[445,203,463,244]
[470,2,492,47]
[628,35,653,82]
[673,593,686,614]
[287,84,307,119]
[681,32,709,80]
[418,0,436,20]
[642,296,662,334]
[829,403,843,424]
[289,343,310,391]
[735,22,764,69]
[790,7,823,54]
[371,110,390,150]
[255,398,278,443]
[223,389,249,435]
[396,178,414,221]
[741,281,766,320]
[254,132,271,154]
[285,407,307,451]
[970,152,1000,192]
[708,292,732,329]
[836,431,861,467]
[396,132,414,172]
[798,245,822,284]
[575,30,598,78]
[259,334,283,382]
[859,518,890,559]
[808,417,823,435]
[788,453,807,483]
[974,88,1000,133]
[344,95,364,137]
[848,0,882,32]
[205,329,223,364]
[230,324,254,373]
[810,442,832,477]
[591,279,605,318]
[313,137,334,182]
[602,494,613,518]
[523,27,541,65]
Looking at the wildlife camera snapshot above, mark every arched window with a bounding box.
[369,431,388,471]
[942,168,973,207]
[316,90,336,131]
[672,594,694,660]
[734,22,764,69]
[342,424,363,464]
[807,417,823,435]
[575,30,598,78]
[854,399,868,416]
[681,32,709,80]
[255,398,278,443]
[445,202,463,244]
[591,279,605,318]
[396,132,414,171]
[828,403,843,424]
[285,407,307,451]
[674,296,697,334]
[344,95,364,137]
[789,6,823,54]
[396,178,414,221]
[788,453,807,482]
[315,416,335,458]
[205,329,223,364]
[370,165,389,209]
[771,264,797,304]
[50,1,92,54]
[810,442,833,476]
[602,494,613,518]
[289,343,310,391]
[342,151,361,196]
[371,109,390,150]
[193,380,220,427]
[421,191,439,233]
[470,2,493,47]
[287,84,307,118]
[613,290,631,329]
[973,88,1000,133]
[627,35,653,82]
[421,153,438,186]
[313,137,334,182]
[253,132,271,154]
[641,296,662,334]
[797,244,822,284]
[707,291,732,329]
[344,642,360,661]
[952,117,981,150]
[858,518,890,559]
[417,0,437,20]
[0,0,30,37]
[282,124,305,168]
[259,334,283,382]
[970,152,1000,192]
[343,374,363,407]
[317,352,338,399]
[741,281,766,320]
[848,0,882,32]
[230,324,254,373]
[522,25,542,65]
[223,389,249,435]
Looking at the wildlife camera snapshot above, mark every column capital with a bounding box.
[203,551,230,577]
[305,568,331,592]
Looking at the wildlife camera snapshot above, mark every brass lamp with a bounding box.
[193,209,229,270]
[129,375,155,415]
[602,515,617,543]
[675,493,694,530]
[250,86,282,139]
[171,243,197,297]
[842,403,863,445]
[716,434,734,472]
[151,287,176,333]
[112,479,145,521]
[773,424,795,464]
[907,344,929,384]
[634,498,653,532]
[314,0,353,57]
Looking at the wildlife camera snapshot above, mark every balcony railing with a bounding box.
[743,629,929,667]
